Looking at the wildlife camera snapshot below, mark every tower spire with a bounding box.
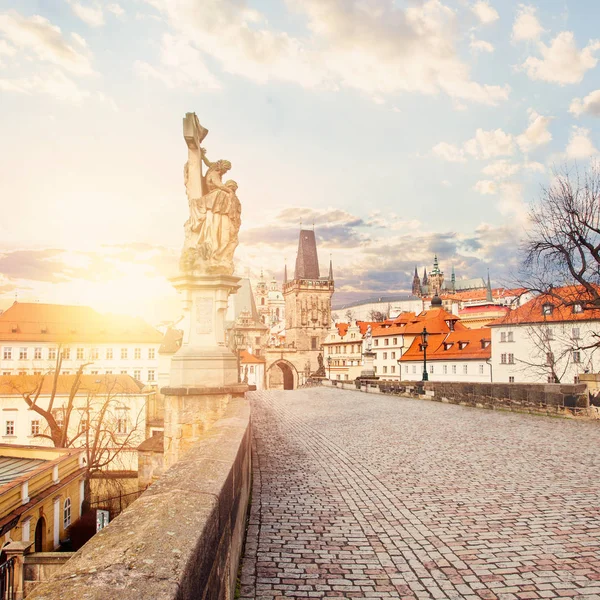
[486,269,493,302]
[328,253,333,281]
[284,260,288,284]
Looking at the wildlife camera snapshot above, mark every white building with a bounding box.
[0,303,162,387]
[322,321,368,381]
[240,351,265,389]
[400,328,492,382]
[489,287,600,383]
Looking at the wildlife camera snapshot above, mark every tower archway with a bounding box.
[266,360,298,390]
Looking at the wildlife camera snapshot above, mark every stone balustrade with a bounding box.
[25,396,251,600]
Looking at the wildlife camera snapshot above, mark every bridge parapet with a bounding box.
[25,396,251,600]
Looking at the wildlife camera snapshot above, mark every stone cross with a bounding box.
[183,113,209,198]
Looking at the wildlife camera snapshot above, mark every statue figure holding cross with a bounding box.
[180,113,242,274]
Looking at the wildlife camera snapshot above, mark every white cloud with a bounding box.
[67,1,105,28]
[107,4,125,17]
[569,90,600,117]
[516,109,552,153]
[470,37,494,53]
[474,180,497,194]
[471,1,499,25]
[143,0,509,105]
[512,5,543,41]
[0,11,93,75]
[566,126,598,159]
[0,39,16,57]
[432,142,466,162]
[522,31,600,85]
[0,69,91,103]
[497,182,527,221]
[464,128,514,159]
[134,34,220,90]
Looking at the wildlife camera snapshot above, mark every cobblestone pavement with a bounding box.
[239,388,600,600]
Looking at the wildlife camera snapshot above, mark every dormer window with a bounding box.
[572,303,583,314]
[446,320,455,331]
[481,339,490,349]
[443,342,453,351]
[542,303,553,316]
[459,342,468,350]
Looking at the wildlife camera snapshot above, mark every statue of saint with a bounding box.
[180,114,242,274]
[364,325,373,353]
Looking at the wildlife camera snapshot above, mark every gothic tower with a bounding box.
[283,229,334,351]
[411,266,421,297]
[428,255,445,295]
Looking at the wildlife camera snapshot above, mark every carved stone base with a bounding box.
[169,272,240,388]
[360,351,378,379]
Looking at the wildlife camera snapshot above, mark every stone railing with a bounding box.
[23,552,74,597]
[25,396,252,600]
[320,378,591,416]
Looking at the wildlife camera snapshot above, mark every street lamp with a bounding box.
[420,326,429,382]
[234,331,244,383]
[327,355,332,379]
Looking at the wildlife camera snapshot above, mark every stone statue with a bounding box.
[313,353,326,377]
[364,325,373,353]
[180,113,241,275]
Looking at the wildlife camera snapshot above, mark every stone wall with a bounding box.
[23,553,74,597]
[25,396,252,600]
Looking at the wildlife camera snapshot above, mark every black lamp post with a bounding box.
[234,331,244,383]
[421,326,429,382]
[327,355,332,379]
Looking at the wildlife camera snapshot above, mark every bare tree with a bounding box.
[344,309,355,322]
[522,162,600,315]
[368,310,388,322]
[9,349,147,501]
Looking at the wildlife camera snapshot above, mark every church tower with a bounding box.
[283,229,334,352]
[254,269,269,324]
[411,266,421,297]
[428,255,445,295]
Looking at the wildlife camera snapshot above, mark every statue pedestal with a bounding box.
[360,351,378,379]
[169,272,241,388]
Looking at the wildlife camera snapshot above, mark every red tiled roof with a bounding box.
[0,374,146,396]
[0,303,162,343]
[333,321,378,338]
[401,328,491,362]
[489,286,600,326]
[441,287,527,302]
[240,350,265,364]
[402,307,466,335]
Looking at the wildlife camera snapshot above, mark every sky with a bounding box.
[0,0,599,323]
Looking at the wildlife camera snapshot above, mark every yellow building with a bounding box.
[0,445,85,552]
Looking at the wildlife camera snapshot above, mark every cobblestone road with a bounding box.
[239,388,600,600]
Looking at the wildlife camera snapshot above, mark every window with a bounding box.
[343,346,347,353]
[573,303,583,314]
[500,332,506,342]
[250,366,254,374]
[62,348,70,360]
[507,331,514,342]
[573,351,581,363]
[134,348,141,360]
[77,348,84,360]
[405,366,408,373]
[30,420,40,436]
[146,347,155,360]
[34,347,42,360]
[120,370,128,375]
[391,352,396,359]
[134,369,141,380]
[48,347,57,360]
[452,365,457,374]
[2,371,10,376]
[544,329,554,341]
[501,353,507,364]
[5,421,15,436]
[311,337,318,350]
[383,366,387,374]
[3,348,11,360]
[374,366,377,374]
[121,348,128,360]
[19,348,27,360]
[148,370,155,382]
[104,348,111,360]
[391,366,395,373]
[54,410,64,430]
[33,371,41,375]
[509,376,515,383]
[393,338,398,345]
[91,370,98,375]
[412,365,416,374]
[443,365,448,374]
[116,410,128,434]
[542,303,553,316]
[374,339,379,347]
[79,418,88,433]
[508,354,514,364]
[479,364,484,374]
[383,352,388,360]
[572,328,580,339]
[105,370,112,374]
[384,339,389,346]
[429,365,434,374]
[63,498,72,529]
[61,370,70,375]
[463,364,468,374]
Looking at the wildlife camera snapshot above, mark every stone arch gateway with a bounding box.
[267,360,297,390]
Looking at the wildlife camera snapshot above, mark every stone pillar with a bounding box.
[162,385,247,470]
[360,351,377,379]
[3,541,33,600]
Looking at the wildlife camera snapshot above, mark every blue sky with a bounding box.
[0,0,599,321]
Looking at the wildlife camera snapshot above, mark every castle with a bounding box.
[412,255,486,297]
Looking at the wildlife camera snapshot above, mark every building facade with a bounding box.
[0,303,162,387]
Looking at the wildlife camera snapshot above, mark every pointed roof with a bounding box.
[283,262,288,284]
[294,230,320,279]
[431,254,441,275]
[422,268,428,284]
[328,256,333,281]
[231,279,261,323]
[486,270,493,302]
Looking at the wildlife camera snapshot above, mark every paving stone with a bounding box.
[240,389,600,599]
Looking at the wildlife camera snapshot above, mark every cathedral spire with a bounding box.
[486,269,493,302]
[422,268,428,286]
[284,260,288,284]
[451,266,456,293]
